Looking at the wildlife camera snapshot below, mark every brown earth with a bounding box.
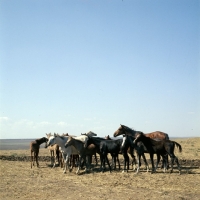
[0,137,200,200]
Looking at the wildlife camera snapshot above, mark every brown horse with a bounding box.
[30,137,48,168]
[113,124,169,140]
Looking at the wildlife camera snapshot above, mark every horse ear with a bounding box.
[54,133,56,137]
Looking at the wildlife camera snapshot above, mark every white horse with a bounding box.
[47,134,79,173]
[75,131,97,142]
[46,131,97,173]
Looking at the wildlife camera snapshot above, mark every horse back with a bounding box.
[100,139,122,153]
[145,131,169,140]
[30,141,39,152]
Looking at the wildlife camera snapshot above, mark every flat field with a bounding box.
[0,137,200,200]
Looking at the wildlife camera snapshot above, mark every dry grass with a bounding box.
[0,138,200,200]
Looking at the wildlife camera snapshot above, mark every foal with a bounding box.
[30,137,48,168]
[134,132,182,174]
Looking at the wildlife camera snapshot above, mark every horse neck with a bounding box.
[54,137,67,149]
[125,128,137,138]
[70,139,83,151]
[90,137,103,146]
[36,138,46,145]
[75,135,87,142]
[138,135,156,147]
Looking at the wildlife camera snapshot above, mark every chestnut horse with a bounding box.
[30,137,48,168]
[113,124,169,140]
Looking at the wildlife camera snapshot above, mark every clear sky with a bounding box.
[0,0,199,139]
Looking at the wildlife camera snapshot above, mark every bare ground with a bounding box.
[0,137,200,200]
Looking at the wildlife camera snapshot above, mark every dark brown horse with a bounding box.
[30,137,48,168]
[113,124,169,140]
[133,132,182,174]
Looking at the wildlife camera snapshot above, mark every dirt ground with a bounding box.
[0,138,200,200]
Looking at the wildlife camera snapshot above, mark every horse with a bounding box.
[113,124,169,140]
[133,131,182,174]
[65,136,97,174]
[30,137,48,168]
[104,135,121,170]
[113,124,169,169]
[45,133,61,168]
[121,135,153,173]
[84,136,111,172]
[46,134,79,173]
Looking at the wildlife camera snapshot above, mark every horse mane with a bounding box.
[57,135,66,140]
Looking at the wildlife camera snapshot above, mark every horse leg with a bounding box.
[162,154,168,173]
[102,154,106,172]
[56,150,60,167]
[87,155,92,170]
[52,151,57,168]
[94,153,98,166]
[83,155,90,173]
[33,152,36,167]
[63,154,70,174]
[36,151,39,167]
[117,155,120,170]
[174,156,181,174]
[51,151,54,166]
[169,155,174,173]
[122,152,129,173]
[150,153,155,173]
[131,154,136,171]
[31,151,33,168]
[141,153,149,172]
[99,154,103,172]
[155,154,161,171]
[76,155,83,174]
[112,155,116,170]
[105,154,111,173]
[136,152,141,174]
[129,148,136,170]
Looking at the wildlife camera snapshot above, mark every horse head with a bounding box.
[46,132,53,139]
[86,131,97,137]
[105,135,111,140]
[47,135,56,147]
[133,132,144,144]
[64,136,73,148]
[113,124,132,137]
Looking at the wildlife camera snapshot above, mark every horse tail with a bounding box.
[173,141,182,153]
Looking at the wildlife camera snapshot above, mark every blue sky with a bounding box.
[0,0,199,139]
